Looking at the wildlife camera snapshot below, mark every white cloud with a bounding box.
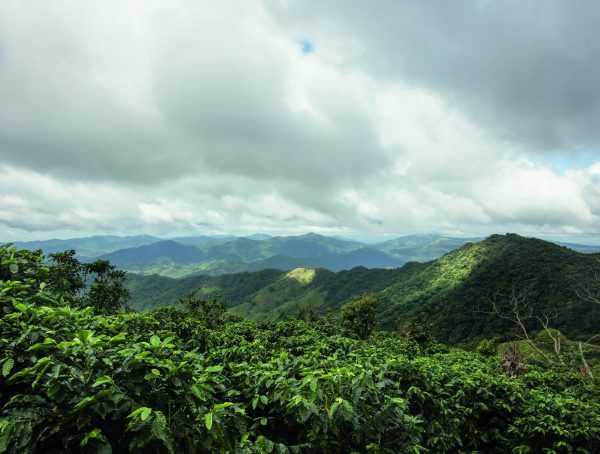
[0,1,598,241]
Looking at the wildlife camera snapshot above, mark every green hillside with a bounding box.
[3,241,600,452]
[379,234,600,343]
[126,234,600,344]
[126,268,284,312]
[126,264,413,315]
[4,242,600,452]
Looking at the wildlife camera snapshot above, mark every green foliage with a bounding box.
[2,244,600,452]
[476,337,501,357]
[340,293,379,340]
[0,245,49,289]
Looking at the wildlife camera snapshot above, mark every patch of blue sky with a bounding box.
[537,151,599,175]
[299,39,314,54]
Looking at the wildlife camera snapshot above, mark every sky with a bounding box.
[0,0,599,242]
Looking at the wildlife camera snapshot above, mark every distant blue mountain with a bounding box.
[7,232,599,277]
[10,234,160,258]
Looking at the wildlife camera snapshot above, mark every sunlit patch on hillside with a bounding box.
[428,241,489,290]
[285,267,316,284]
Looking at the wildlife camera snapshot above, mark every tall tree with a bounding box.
[340,293,379,340]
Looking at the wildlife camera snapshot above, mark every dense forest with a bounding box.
[126,234,600,344]
[1,242,600,452]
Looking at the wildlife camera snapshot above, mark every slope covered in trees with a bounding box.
[126,234,600,344]
[378,234,600,343]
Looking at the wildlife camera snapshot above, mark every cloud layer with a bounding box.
[0,0,598,240]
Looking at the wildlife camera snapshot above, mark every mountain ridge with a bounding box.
[5,232,600,278]
[125,234,600,343]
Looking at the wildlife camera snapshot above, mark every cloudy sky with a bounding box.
[1,0,599,242]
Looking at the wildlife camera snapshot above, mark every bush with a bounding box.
[535,327,567,344]
[476,337,500,357]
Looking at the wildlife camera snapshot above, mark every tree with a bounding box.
[397,313,433,347]
[180,292,227,329]
[46,253,130,314]
[479,289,595,377]
[340,293,379,340]
[47,250,85,297]
[83,260,130,315]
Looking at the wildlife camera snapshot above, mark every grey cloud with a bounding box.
[153,9,388,190]
[0,2,181,183]
[0,0,390,194]
[269,0,600,151]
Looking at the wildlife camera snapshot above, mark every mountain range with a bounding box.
[8,232,600,278]
[10,234,160,258]
[125,234,600,344]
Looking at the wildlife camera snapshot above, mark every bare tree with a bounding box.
[574,259,600,377]
[477,288,595,377]
[478,289,554,363]
[576,259,600,305]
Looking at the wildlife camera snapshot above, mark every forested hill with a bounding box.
[126,234,600,344]
[378,233,600,343]
[126,266,410,313]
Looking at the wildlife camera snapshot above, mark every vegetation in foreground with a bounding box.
[1,245,600,453]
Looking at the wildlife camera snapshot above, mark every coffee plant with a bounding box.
[1,244,600,452]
